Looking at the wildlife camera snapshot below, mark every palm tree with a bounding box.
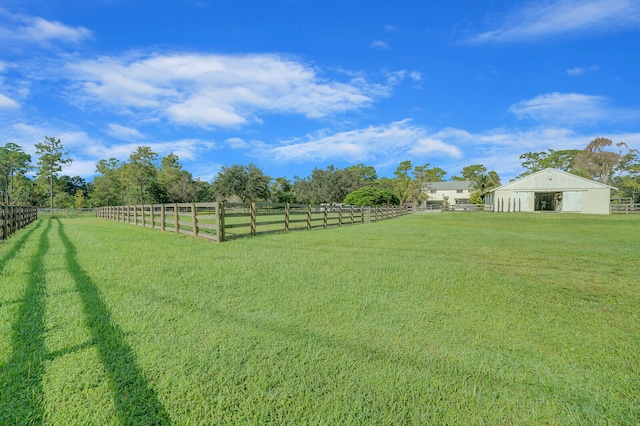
[471,172,500,203]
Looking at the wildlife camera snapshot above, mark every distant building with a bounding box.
[423,180,473,205]
[485,168,616,215]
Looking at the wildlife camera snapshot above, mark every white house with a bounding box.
[485,168,616,214]
[423,180,474,205]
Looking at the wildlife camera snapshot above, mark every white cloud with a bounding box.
[0,10,91,46]
[566,67,586,76]
[106,123,145,140]
[0,92,19,108]
[566,65,598,76]
[260,120,462,167]
[370,40,390,50]
[8,122,216,179]
[65,53,393,129]
[510,92,640,124]
[468,0,640,43]
[226,138,250,149]
[20,17,91,44]
[510,93,607,123]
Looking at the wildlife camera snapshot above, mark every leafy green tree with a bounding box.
[292,165,362,204]
[74,190,86,208]
[392,161,441,204]
[59,175,90,197]
[393,160,414,204]
[470,172,500,203]
[35,136,72,209]
[157,153,202,203]
[345,164,378,187]
[53,191,74,208]
[572,138,629,185]
[9,174,37,206]
[422,166,447,183]
[212,163,270,202]
[343,187,400,206]
[269,177,296,203]
[121,146,160,204]
[374,176,395,191]
[611,148,640,202]
[452,164,486,181]
[517,149,581,178]
[92,158,124,207]
[0,142,32,204]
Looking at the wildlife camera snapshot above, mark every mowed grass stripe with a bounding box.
[0,219,49,424]
[42,218,118,425]
[1,213,639,424]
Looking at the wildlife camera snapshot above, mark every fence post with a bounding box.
[215,199,225,242]
[250,202,257,236]
[174,203,179,234]
[1,205,6,240]
[9,206,14,236]
[151,205,156,229]
[284,203,290,232]
[161,204,166,231]
[361,207,365,224]
[323,205,328,228]
[142,205,146,227]
[191,203,198,237]
[306,204,312,230]
[338,205,343,226]
[350,205,354,225]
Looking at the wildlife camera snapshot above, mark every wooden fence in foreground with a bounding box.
[96,202,406,242]
[1,205,38,241]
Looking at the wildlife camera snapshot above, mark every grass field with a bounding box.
[1,213,639,424]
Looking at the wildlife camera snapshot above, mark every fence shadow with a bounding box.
[56,219,171,425]
[0,219,49,424]
[0,219,41,277]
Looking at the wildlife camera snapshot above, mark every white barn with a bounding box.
[486,168,616,215]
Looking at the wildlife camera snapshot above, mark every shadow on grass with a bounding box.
[0,219,42,279]
[56,219,171,425]
[0,219,49,425]
[0,220,42,310]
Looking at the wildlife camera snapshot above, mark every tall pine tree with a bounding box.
[35,136,72,209]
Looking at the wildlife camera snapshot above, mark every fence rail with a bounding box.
[1,205,38,241]
[610,203,640,214]
[96,202,406,242]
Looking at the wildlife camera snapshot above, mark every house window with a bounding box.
[456,189,463,193]
[430,189,436,194]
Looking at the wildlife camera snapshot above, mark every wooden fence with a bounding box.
[1,205,38,242]
[610,203,640,214]
[96,202,406,242]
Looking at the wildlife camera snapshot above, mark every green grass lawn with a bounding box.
[1,213,639,424]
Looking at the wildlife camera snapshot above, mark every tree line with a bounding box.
[1,136,639,208]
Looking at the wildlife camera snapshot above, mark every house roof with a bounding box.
[491,168,617,192]
[423,180,473,191]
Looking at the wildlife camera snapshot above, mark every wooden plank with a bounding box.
[191,203,198,238]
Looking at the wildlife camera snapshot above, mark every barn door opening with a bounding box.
[534,192,561,211]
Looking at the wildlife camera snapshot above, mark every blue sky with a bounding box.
[1,0,639,183]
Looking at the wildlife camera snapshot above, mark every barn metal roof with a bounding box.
[493,168,617,192]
